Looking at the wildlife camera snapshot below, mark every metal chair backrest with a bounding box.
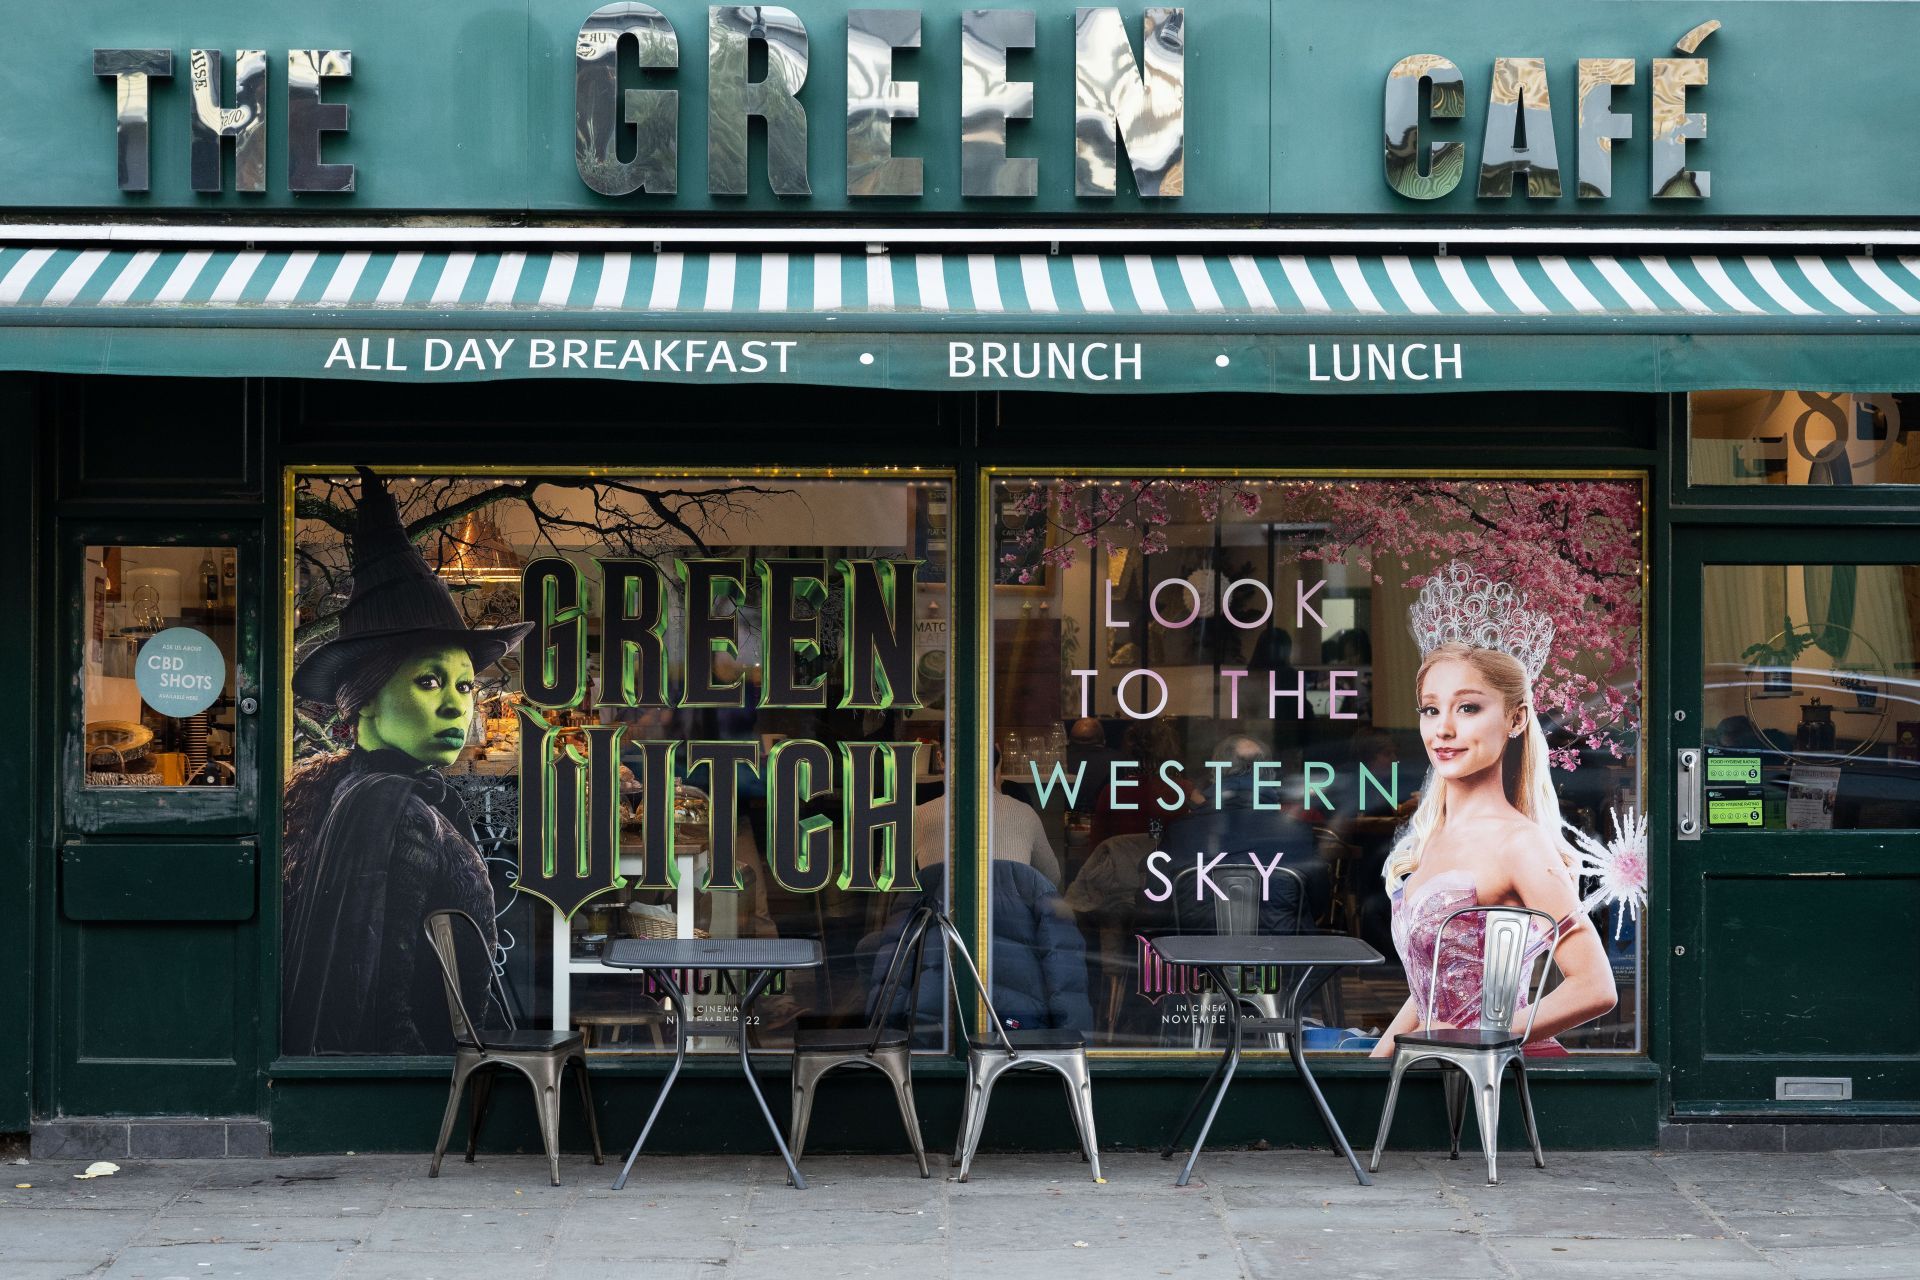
[422,908,492,1053]
[1174,861,1308,935]
[866,904,937,1054]
[928,910,1021,1057]
[1426,905,1560,1039]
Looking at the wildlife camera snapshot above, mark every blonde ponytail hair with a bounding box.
[1383,643,1577,888]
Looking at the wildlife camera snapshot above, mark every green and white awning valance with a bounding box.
[8,246,1920,318]
[5,245,1920,392]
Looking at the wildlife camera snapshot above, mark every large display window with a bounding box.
[983,472,1647,1055]
[285,469,950,1057]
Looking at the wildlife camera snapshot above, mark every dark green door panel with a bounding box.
[1669,526,1920,1111]
[62,843,257,922]
[1701,875,1920,1059]
[62,920,255,1116]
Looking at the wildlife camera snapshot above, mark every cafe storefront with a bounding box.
[4,0,1918,1161]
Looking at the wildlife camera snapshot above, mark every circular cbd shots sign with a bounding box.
[135,627,227,718]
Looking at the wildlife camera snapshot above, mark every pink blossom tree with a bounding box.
[1002,478,1642,769]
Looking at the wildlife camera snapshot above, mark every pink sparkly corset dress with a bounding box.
[1389,868,1567,1056]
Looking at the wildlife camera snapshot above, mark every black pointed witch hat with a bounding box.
[292,467,534,707]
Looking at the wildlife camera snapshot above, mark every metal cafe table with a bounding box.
[1149,934,1385,1187]
[599,937,823,1190]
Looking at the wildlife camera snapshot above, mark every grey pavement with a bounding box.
[1,1145,1917,1279]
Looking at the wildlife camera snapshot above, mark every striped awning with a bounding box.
[6,246,1920,319]
[5,245,1920,392]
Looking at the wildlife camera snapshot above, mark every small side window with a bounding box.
[1689,391,1920,488]
[83,544,239,789]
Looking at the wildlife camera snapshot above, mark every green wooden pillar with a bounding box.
[0,373,41,1132]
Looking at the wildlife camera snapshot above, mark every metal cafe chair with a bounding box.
[1369,905,1557,1185]
[932,911,1103,1183]
[422,909,605,1187]
[788,904,936,1179]
[1174,862,1311,1050]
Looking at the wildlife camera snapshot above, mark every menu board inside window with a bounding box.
[285,471,950,1057]
[986,475,1646,1054]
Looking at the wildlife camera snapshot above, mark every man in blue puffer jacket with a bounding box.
[863,860,1094,1034]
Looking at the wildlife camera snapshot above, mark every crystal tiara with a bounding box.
[1407,561,1555,686]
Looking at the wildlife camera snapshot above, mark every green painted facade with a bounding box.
[4,1,1918,219]
[11,381,1680,1151]
[3,0,1917,1157]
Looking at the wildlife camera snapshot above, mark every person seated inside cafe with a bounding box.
[863,859,1094,1038]
[910,745,1064,887]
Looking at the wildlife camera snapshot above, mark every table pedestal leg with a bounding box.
[1284,966,1371,1186]
[1162,1013,1235,1160]
[1174,965,1243,1187]
[730,970,806,1190]
[613,968,689,1191]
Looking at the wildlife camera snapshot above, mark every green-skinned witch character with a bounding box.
[282,468,532,1056]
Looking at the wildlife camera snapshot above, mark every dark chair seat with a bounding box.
[968,1027,1085,1052]
[794,1025,911,1053]
[463,1028,586,1053]
[951,922,1101,1182]
[425,910,603,1187]
[1395,1027,1525,1051]
[789,906,937,1180]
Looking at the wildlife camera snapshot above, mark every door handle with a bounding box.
[1676,748,1701,841]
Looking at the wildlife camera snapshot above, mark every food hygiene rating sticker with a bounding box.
[1707,756,1763,784]
[135,627,226,718]
[1708,798,1764,828]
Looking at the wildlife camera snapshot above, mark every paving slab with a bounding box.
[1226,1196,1474,1236]
[1658,1152,1860,1181]
[0,1263,119,1280]
[134,1212,372,1246]
[1239,1227,1498,1279]
[0,1174,192,1212]
[386,1171,588,1208]
[360,1204,566,1254]
[0,1207,157,1262]
[1721,1209,1920,1249]
[729,1243,949,1279]
[1682,1176,1919,1217]
[97,1240,354,1279]
[1767,1243,1920,1279]
[1420,1150,1682,1194]
[169,1185,391,1217]
[959,1243,1246,1279]
[1833,1147,1920,1192]
[1459,1188,1730,1238]
[336,1255,562,1280]
[1218,1180,1453,1209]
[1487,1235,1782,1278]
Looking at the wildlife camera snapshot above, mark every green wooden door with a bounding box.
[54,519,264,1118]
[1669,526,1920,1113]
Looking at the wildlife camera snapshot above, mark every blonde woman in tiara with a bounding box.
[1368,564,1616,1060]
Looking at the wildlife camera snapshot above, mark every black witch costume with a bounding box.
[282,469,532,1056]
